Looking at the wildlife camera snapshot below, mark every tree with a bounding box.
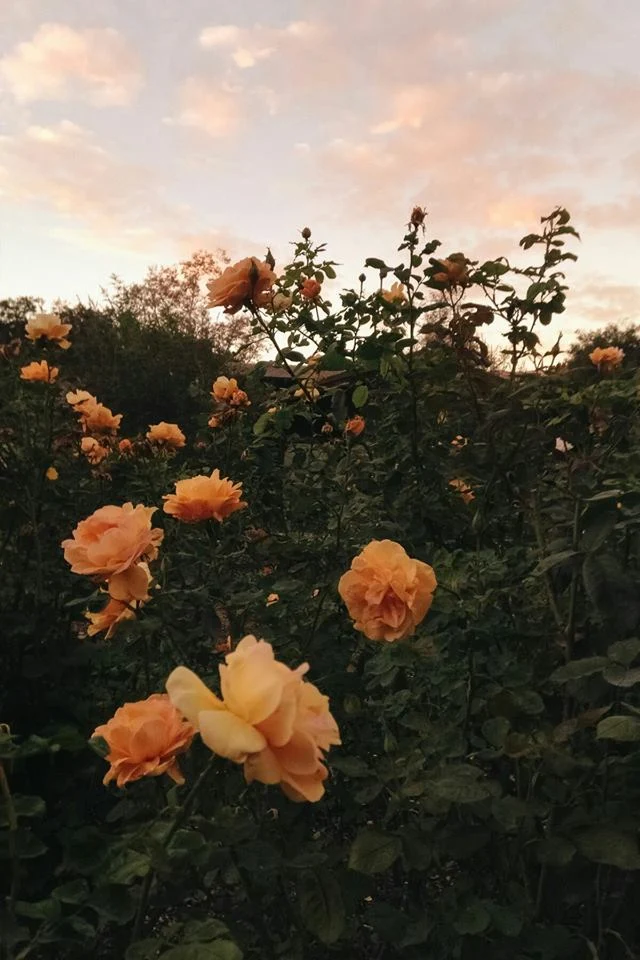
[568,321,640,368]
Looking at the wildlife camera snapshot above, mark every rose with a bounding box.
[589,346,624,371]
[163,469,247,523]
[433,254,468,287]
[118,438,133,455]
[229,388,250,407]
[449,477,474,503]
[211,376,238,401]
[207,258,276,314]
[381,282,407,305]
[345,415,365,437]
[86,598,136,639]
[85,563,152,639]
[20,360,58,382]
[92,695,194,787]
[146,422,186,449]
[62,503,163,579]
[167,636,340,801]
[25,313,72,349]
[301,277,322,300]
[46,466,58,480]
[80,436,109,465]
[338,539,437,642]
[75,398,122,434]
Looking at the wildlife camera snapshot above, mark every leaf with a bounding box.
[15,899,61,921]
[481,716,510,748]
[535,837,576,866]
[603,664,640,688]
[583,553,640,632]
[532,549,580,576]
[364,258,388,271]
[88,885,136,924]
[330,756,372,777]
[486,902,523,937]
[453,901,490,935]
[550,657,608,683]
[348,829,401,874]
[52,879,90,904]
[162,945,243,960]
[104,849,151,885]
[581,510,617,553]
[125,940,164,960]
[297,869,345,944]
[183,919,233,943]
[429,765,494,803]
[352,385,368,408]
[575,828,640,870]
[608,639,640,666]
[12,795,46,819]
[596,715,640,741]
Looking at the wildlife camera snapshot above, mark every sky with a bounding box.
[1,0,639,348]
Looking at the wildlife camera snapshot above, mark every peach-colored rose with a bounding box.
[163,469,247,523]
[301,277,322,300]
[338,540,437,642]
[212,376,238,401]
[207,257,276,314]
[93,694,195,788]
[433,255,468,287]
[229,389,251,408]
[381,282,407,305]
[85,563,152,639]
[208,415,222,429]
[167,635,340,802]
[20,360,58,382]
[118,438,133,455]
[66,389,96,407]
[86,598,136,640]
[345,415,365,437]
[45,466,58,481]
[25,313,72,349]
[76,399,122,434]
[80,436,110,465]
[62,503,164,579]
[589,346,624,371]
[146,422,186,449]
[449,478,475,503]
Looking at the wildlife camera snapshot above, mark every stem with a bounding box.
[564,498,582,663]
[130,755,217,944]
[0,761,19,960]
[531,491,564,632]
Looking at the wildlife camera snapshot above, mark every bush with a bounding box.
[1,209,640,960]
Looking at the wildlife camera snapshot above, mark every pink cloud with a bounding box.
[0,23,142,105]
[169,76,244,137]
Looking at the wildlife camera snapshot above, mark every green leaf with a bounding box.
[596,715,640,741]
[161,945,243,960]
[352,385,369,408]
[550,657,608,683]
[88,885,136,923]
[52,879,90,904]
[535,837,576,866]
[125,941,163,960]
[104,849,151,885]
[532,549,580,576]
[486,902,523,938]
[581,510,617,553]
[15,899,61,921]
[608,639,640,666]
[429,765,494,804]
[297,869,345,944]
[364,258,388,271]
[348,829,401,874]
[575,828,640,870]
[12,795,46,819]
[453,900,490,935]
[183,919,233,943]
[481,716,510,748]
[583,553,640,632]
[603,664,640,688]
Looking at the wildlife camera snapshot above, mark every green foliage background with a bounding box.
[2,211,640,960]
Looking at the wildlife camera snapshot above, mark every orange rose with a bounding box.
[118,438,133,455]
[80,436,110,465]
[76,399,122,434]
[25,313,72,349]
[381,282,407,305]
[345,415,365,437]
[45,466,58,481]
[167,635,340,802]
[146,422,186,449]
[86,598,136,639]
[163,469,247,523]
[433,254,468,287]
[589,346,624,371]
[20,360,58,382]
[66,389,96,407]
[212,376,238,401]
[449,477,475,504]
[85,563,152,639]
[266,592,279,606]
[301,277,322,300]
[338,540,437,642]
[207,258,276,314]
[93,694,195,787]
[62,503,163,579]
[208,415,222,429]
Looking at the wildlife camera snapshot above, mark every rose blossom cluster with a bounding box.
[66,390,124,465]
[62,503,163,639]
[208,375,251,429]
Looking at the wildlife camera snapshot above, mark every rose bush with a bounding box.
[2,207,640,960]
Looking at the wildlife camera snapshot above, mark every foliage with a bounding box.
[2,208,640,960]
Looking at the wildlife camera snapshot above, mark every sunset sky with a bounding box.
[1,0,639,346]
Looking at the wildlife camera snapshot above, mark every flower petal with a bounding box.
[198,709,266,763]
[166,667,224,727]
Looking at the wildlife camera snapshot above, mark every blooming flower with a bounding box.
[212,376,238,401]
[77,399,122,434]
[118,438,133,455]
[163,469,247,523]
[589,346,624,371]
[381,282,407,305]
[207,257,276,314]
[46,466,58,480]
[449,478,475,503]
[80,436,109,465]
[345,415,365,437]
[92,695,195,787]
[86,598,136,640]
[451,435,468,450]
[62,503,163,579]
[25,313,72,349]
[301,277,322,300]
[338,540,437,642]
[433,255,468,287]
[66,389,95,407]
[229,388,251,408]
[146,422,186,449]
[20,360,58,382]
[85,563,152,639]
[208,415,222,429]
[321,423,333,435]
[167,636,340,802]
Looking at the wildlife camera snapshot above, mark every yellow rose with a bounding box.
[338,540,437,642]
[25,313,72,349]
[207,258,276,314]
[212,376,238,401]
[80,436,109,465]
[20,360,58,382]
[146,422,186,449]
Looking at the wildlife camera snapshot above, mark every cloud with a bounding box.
[169,76,243,137]
[570,276,640,326]
[0,23,142,105]
[0,120,251,259]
